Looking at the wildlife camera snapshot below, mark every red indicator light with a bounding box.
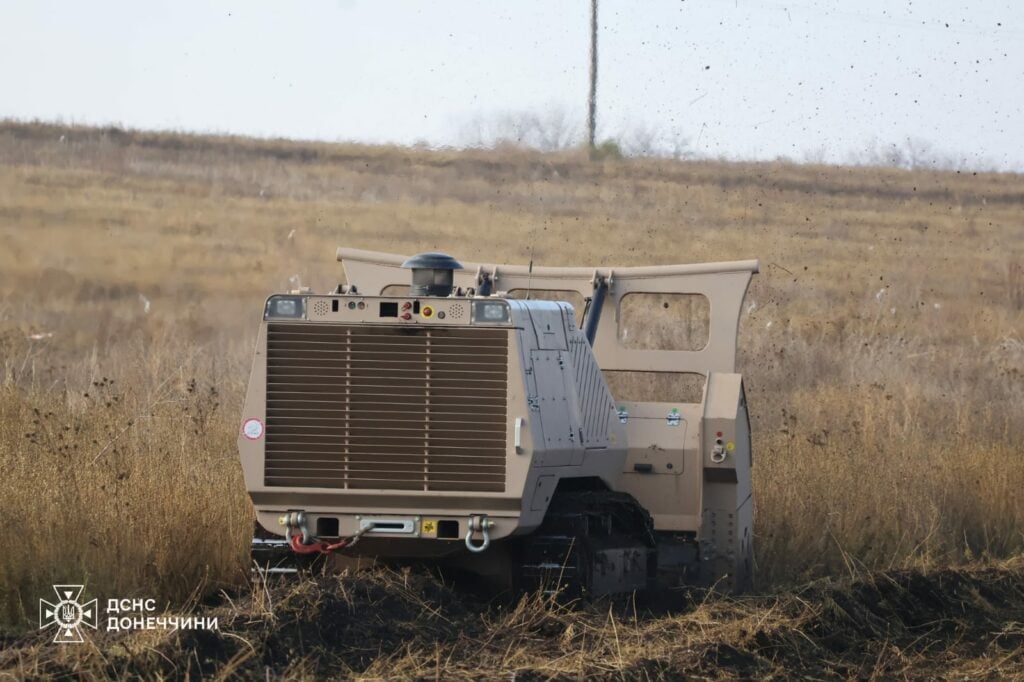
[716,431,723,437]
[401,313,412,320]
[422,306,434,318]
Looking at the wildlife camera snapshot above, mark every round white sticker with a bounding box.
[242,418,264,440]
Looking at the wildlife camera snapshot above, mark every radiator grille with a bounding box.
[264,323,508,492]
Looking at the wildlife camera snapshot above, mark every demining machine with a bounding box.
[239,248,758,594]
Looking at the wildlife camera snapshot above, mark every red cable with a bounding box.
[289,533,352,555]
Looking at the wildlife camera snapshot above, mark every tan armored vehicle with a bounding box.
[239,248,758,594]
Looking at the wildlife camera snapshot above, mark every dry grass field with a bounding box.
[1,120,1023,677]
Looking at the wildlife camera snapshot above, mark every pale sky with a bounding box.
[2,0,1022,170]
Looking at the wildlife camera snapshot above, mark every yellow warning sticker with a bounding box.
[726,441,736,452]
[421,519,438,538]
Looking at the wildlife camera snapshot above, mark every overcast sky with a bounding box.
[2,0,1022,169]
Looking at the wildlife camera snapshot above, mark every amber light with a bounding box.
[422,306,434,318]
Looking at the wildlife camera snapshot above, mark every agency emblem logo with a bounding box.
[39,585,98,643]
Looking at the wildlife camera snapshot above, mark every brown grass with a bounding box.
[1,120,1023,672]
[4,562,1024,679]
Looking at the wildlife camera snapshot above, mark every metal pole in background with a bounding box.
[587,0,598,150]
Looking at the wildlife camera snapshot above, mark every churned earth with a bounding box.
[3,561,1023,680]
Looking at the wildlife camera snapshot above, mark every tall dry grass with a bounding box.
[0,121,1022,631]
[0,332,252,628]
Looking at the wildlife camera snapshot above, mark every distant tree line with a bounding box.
[460,110,1000,172]
[461,109,693,160]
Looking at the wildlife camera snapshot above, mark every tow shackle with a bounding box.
[280,510,312,544]
[465,514,494,553]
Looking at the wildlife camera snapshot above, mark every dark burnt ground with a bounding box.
[3,562,1023,680]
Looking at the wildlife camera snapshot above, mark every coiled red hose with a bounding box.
[288,533,356,555]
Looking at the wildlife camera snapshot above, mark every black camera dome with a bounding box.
[401,252,463,296]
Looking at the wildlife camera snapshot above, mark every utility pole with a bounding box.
[587,0,598,150]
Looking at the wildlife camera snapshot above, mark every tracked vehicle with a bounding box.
[239,248,758,594]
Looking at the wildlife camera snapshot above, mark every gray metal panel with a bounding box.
[529,349,583,467]
[527,303,568,350]
[568,334,613,448]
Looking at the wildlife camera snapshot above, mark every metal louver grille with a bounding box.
[264,323,508,492]
[568,335,613,447]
